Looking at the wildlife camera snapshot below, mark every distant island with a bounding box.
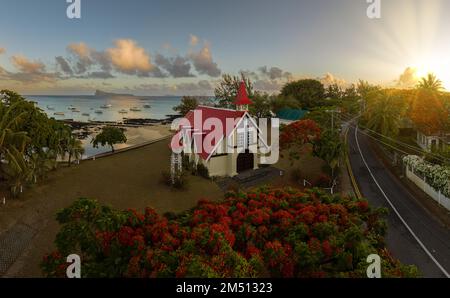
[94,89,135,97]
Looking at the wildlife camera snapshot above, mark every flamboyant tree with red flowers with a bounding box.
[41,188,418,278]
[280,119,322,163]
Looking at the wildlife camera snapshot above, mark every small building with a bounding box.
[417,130,450,152]
[175,82,270,177]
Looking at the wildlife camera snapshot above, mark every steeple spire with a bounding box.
[234,81,252,111]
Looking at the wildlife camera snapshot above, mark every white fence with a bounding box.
[405,167,450,211]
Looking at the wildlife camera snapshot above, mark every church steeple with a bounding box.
[234,81,252,111]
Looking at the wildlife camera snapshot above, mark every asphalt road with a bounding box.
[347,125,450,278]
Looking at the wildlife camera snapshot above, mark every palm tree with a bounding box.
[26,150,58,183]
[313,130,345,180]
[66,135,84,166]
[365,91,404,138]
[2,147,30,196]
[0,100,30,190]
[417,73,443,91]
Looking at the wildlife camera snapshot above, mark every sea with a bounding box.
[26,95,182,122]
[26,95,182,158]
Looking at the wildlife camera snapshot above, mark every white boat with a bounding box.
[72,109,80,113]
[54,112,65,116]
[100,104,112,109]
[130,107,141,111]
[118,109,128,114]
[68,105,77,110]
[94,110,103,114]
[143,104,151,108]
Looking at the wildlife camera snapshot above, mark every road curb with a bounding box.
[344,126,363,199]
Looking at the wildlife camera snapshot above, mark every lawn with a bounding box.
[271,145,326,188]
[0,138,223,277]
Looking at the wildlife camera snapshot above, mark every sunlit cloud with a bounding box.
[189,34,199,46]
[319,72,346,87]
[107,39,158,77]
[395,67,419,88]
[11,55,46,73]
[188,41,221,77]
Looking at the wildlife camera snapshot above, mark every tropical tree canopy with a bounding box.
[409,89,448,135]
[313,129,345,179]
[364,90,406,138]
[41,188,418,278]
[249,93,272,118]
[280,119,322,163]
[416,73,443,91]
[214,73,254,108]
[66,135,84,166]
[173,96,199,116]
[91,126,127,152]
[280,79,325,110]
[0,90,73,196]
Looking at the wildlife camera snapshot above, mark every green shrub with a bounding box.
[161,170,189,190]
[291,167,305,183]
[196,163,210,179]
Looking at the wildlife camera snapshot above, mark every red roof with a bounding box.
[182,106,246,160]
[235,81,252,105]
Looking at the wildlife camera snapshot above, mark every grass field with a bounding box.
[0,138,223,277]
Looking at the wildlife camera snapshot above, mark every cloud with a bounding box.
[239,66,294,94]
[67,42,90,58]
[85,71,115,79]
[11,55,46,73]
[253,80,286,94]
[0,55,56,84]
[240,69,260,80]
[189,34,199,46]
[0,36,224,89]
[188,43,221,77]
[107,39,161,77]
[258,66,292,80]
[91,51,112,73]
[67,42,113,77]
[55,56,73,75]
[396,67,418,88]
[319,72,346,87]
[0,48,5,55]
[135,80,213,96]
[67,42,94,73]
[154,54,194,78]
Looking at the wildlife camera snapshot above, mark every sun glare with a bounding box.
[411,61,450,90]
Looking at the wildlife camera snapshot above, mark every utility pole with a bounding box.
[326,109,341,133]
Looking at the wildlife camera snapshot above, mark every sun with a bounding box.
[411,62,450,90]
[413,66,430,80]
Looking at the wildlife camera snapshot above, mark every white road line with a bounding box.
[354,126,450,278]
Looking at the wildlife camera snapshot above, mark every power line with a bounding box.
[336,114,450,162]
[338,111,449,160]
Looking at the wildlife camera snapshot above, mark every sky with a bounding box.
[0,0,449,95]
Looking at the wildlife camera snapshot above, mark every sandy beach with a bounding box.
[75,123,173,158]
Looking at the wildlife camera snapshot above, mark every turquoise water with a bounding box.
[27,95,182,122]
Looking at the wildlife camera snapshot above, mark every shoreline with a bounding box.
[61,116,178,160]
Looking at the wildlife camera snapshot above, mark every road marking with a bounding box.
[354,126,450,278]
[344,125,362,199]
